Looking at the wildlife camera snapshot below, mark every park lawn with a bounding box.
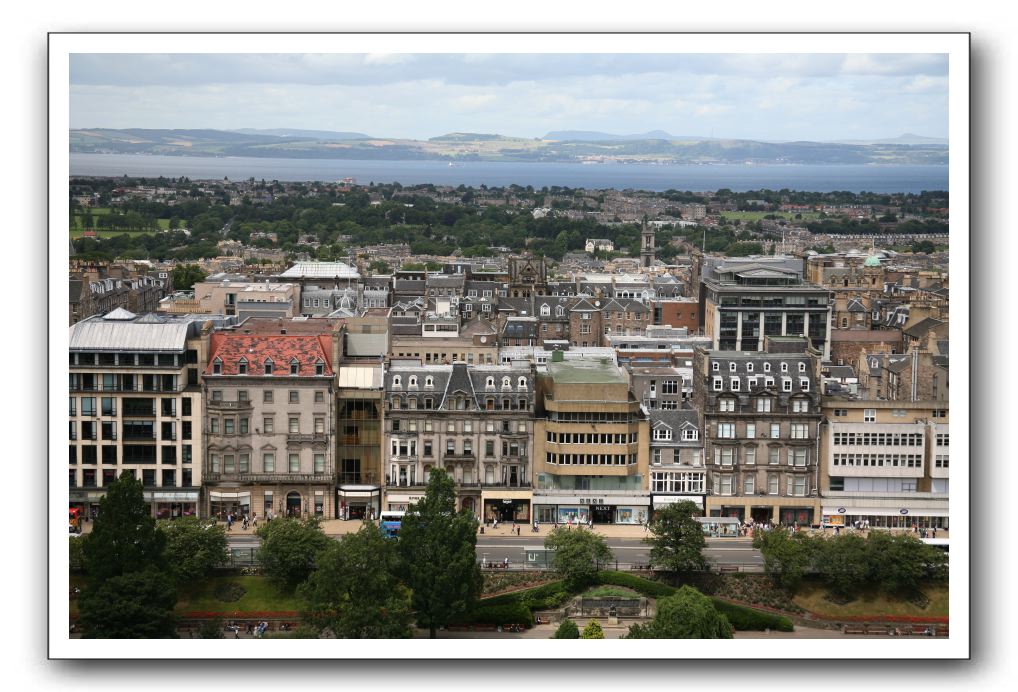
[792,580,948,620]
[70,229,159,239]
[581,585,640,598]
[175,575,301,614]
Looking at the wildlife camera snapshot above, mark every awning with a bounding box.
[652,495,704,508]
[209,491,252,501]
[338,490,380,498]
[532,495,651,507]
[144,491,199,502]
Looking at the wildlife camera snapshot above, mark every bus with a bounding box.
[379,511,405,539]
[69,507,82,534]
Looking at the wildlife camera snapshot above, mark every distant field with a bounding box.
[71,206,171,234]
[70,229,159,239]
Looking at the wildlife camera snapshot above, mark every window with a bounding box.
[719,398,735,412]
[315,418,325,434]
[263,417,273,433]
[746,363,754,373]
[289,391,299,404]
[653,427,673,441]
[832,408,847,416]
[745,449,756,466]
[392,376,402,389]
[712,377,723,391]
[238,358,248,375]
[782,378,792,392]
[719,475,733,495]
[238,453,249,473]
[712,362,720,372]
[787,475,806,496]
[769,449,780,466]
[212,358,222,375]
[289,453,299,473]
[223,418,234,435]
[210,418,219,434]
[792,400,809,413]
[756,398,772,412]
[932,409,947,419]
[682,428,698,441]
[768,474,779,494]
[290,359,300,376]
[289,417,299,433]
[800,378,810,392]
[770,423,781,439]
[746,423,755,439]
[798,362,807,373]
[763,362,771,372]
[744,475,756,494]
[717,423,735,439]
[730,377,740,391]
[211,390,223,402]
[263,452,275,473]
[264,359,274,375]
[780,362,788,373]
[790,424,808,440]
[314,453,325,473]
[264,390,273,403]
[729,362,737,372]
[864,409,876,423]
[408,376,418,388]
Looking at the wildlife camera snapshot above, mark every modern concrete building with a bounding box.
[533,356,650,525]
[68,310,227,518]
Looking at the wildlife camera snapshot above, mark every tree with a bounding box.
[69,535,89,573]
[255,517,333,591]
[77,567,178,638]
[865,531,947,596]
[170,263,207,291]
[369,260,391,274]
[544,527,613,590]
[397,469,483,638]
[552,619,580,639]
[298,523,413,639]
[753,527,814,591]
[581,619,606,639]
[645,500,708,572]
[625,586,733,639]
[157,517,229,585]
[83,474,166,581]
[813,533,869,598]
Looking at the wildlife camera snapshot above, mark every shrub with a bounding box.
[581,619,606,639]
[461,603,534,628]
[480,580,567,608]
[594,571,676,598]
[711,598,794,632]
[553,619,580,639]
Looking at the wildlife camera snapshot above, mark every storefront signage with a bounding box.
[578,498,605,505]
[837,507,847,514]
[899,508,909,515]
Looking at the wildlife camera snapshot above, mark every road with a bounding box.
[227,535,764,570]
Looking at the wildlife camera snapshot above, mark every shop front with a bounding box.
[69,490,106,524]
[209,490,251,521]
[532,494,651,525]
[481,490,532,524]
[337,485,381,520]
[779,506,814,526]
[385,492,426,513]
[651,495,705,519]
[821,504,949,530]
[146,490,199,520]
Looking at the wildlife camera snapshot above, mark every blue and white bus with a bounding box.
[379,511,406,539]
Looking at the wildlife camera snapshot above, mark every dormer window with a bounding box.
[712,362,720,372]
[730,377,740,392]
[555,306,565,317]
[653,426,672,441]
[392,376,402,389]
[729,362,737,372]
[263,359,273,376]
[682,429,698,441]
[502,377,511,389]
[800,378,810,392]
[540,304,550,316]
[782,377,793,392]
[486,377,495,389]
[315,360,325,376]
[518,376,527,390]
[763,362,771,373]
[290,359,300,376]
[798,362,807,373]
[212,358,222,375]
[746,363,754,373]
[765,376,774,388]
[237,357,247,375]
[425,376,434,388]
[781,362,789,373]
[712,376,723,391]
[408,376,418,388]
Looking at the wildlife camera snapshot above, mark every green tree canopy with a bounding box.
[625,586,733,639]
[255,517,333,591]
[865,531,947,596]
[544,527,614,590]
[645,500,708,572]
[298,523,413,639]
[753,527,815,591]
[397,469,483,638]
[813,533,869,598]
[83,474,166,581]
[77,567,178,639]
[157,517,229,585]
[170,263,207,291]
[581,619,606,639]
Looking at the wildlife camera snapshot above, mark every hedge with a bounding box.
[460,603,534,628]
[594,572,677,599]
[479,580,569,609]
[711,599,794,632]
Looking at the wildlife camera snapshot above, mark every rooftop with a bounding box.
[547,358,627,385]
[278,261,359,280]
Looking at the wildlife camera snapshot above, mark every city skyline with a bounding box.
[70,53,949,142]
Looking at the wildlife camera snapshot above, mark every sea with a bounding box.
[69,153,948,194]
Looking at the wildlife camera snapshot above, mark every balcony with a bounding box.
[207,400,253,411]
[287,433,328,445]
[481,482,532,489]
[389,455,418,463]
[204,472,334,484]
[444,452,477,462]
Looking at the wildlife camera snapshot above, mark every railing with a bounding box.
[207,400,253,410]
[287,433,327,444]
[204,472,333,483]
[444,452,477,461]
[480,482,532,489]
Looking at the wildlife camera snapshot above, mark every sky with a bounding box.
[69,53,949,142]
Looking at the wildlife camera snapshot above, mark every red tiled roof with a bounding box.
[205,334,333,376]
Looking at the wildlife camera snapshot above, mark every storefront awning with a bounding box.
[652,495,704,508]
[385,494,425,504]
[481,490,533,502]
[338,490,379,498]
[209,491,252,501]
[144,491,199,502]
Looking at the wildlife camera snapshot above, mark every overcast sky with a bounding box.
[69,53,948,141]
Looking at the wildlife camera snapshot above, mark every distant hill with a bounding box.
[832,133,948,146]
[70,127,949,165]
[230,128,371,140]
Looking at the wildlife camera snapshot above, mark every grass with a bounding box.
[792,580,948,620]
[70,229,161,238]
[581,585,640,598]
[176,575,300,614]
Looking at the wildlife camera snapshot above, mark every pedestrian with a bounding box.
[252,513,258,527]
[516,526,521,536]
[932,526,937,538]
[503,556,509,569]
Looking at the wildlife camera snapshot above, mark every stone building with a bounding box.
[382,361,535,521]
[692,338,823,525]
[648,409,706,516]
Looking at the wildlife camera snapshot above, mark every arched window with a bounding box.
[518,376,528,389]
[408,376,418,388]
[237,357,247,375]
[392,375,402,389]
[502,377,511,389]
[556,305,565,317]
[781,362,789,373]
[485,377,495,389]
[425,376,434,388]
[798,362,806,372]
[540,304,550,316]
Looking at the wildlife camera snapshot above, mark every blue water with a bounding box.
[69,153,948,194]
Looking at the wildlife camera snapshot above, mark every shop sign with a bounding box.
[899,508,909,515]
[578,498,605,505]
[837,507,846,514]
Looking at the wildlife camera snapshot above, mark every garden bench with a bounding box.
[865,625,889,635]
[842,624,867,635]
[719,565,740,573]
